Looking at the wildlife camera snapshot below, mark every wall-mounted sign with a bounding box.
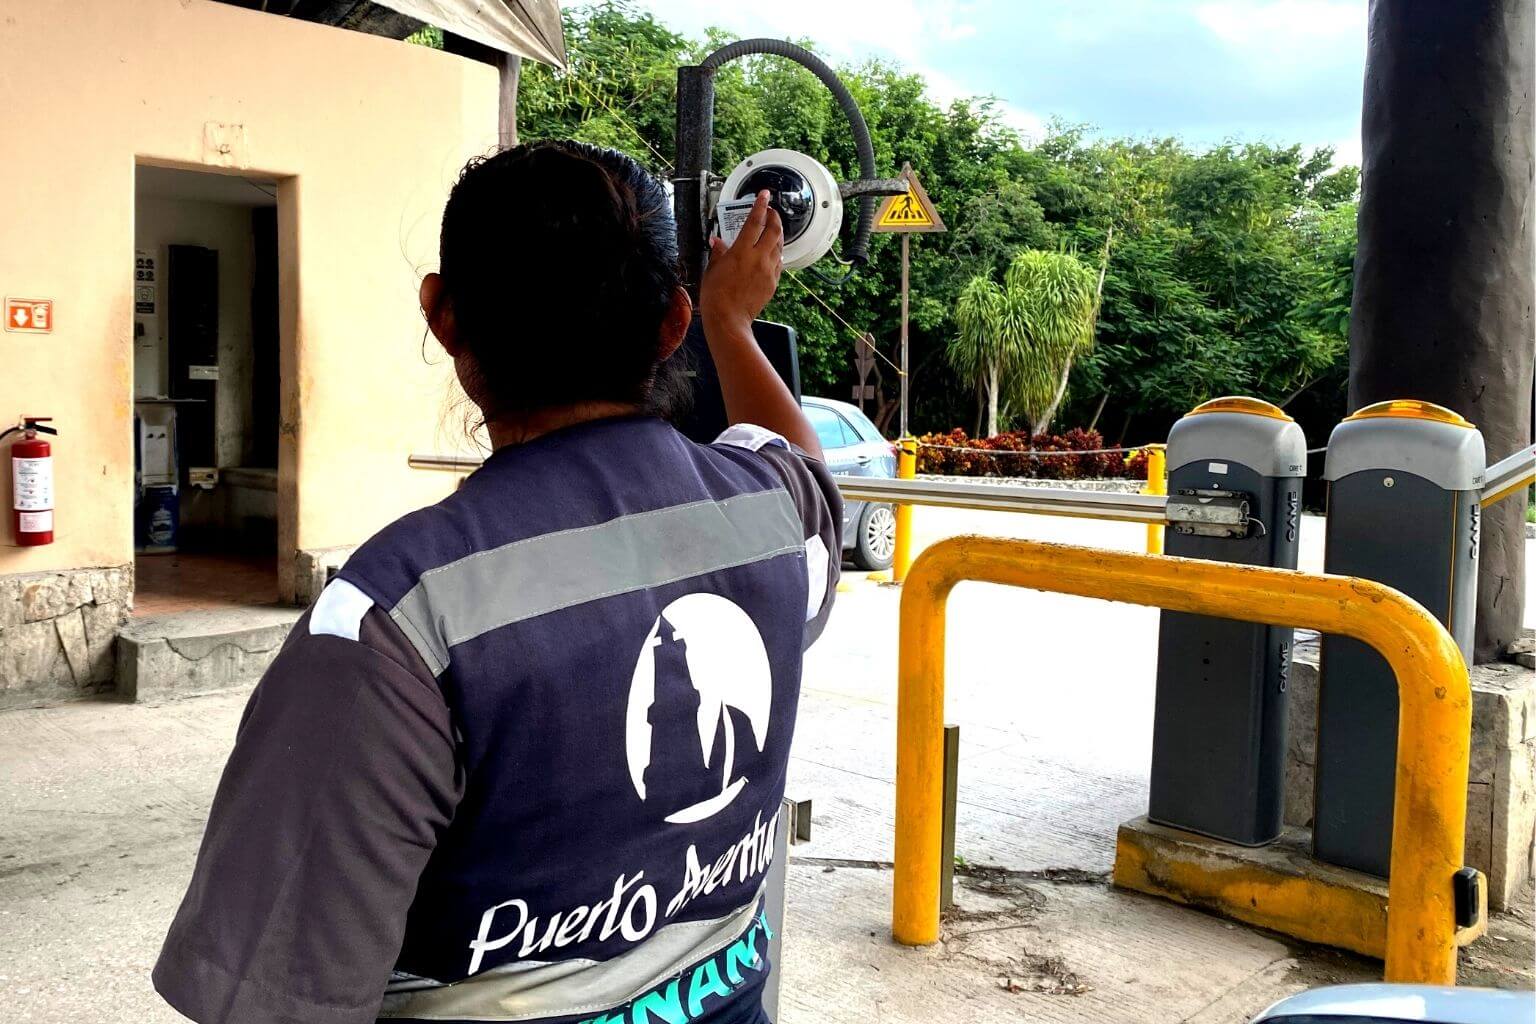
[5,297,53,333]
[135,250,156,314]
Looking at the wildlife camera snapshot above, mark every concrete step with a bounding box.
[116,605,302,702]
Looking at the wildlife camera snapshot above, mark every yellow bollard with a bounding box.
[892,536,1471,985]
[1143,444,1167,554]
[892,437,917,583]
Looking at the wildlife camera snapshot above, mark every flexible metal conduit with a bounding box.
[698,38,879,266]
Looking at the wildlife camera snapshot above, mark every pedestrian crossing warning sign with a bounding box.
[874,164,945,233]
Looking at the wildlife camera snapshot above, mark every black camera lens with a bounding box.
[736,165,815,243]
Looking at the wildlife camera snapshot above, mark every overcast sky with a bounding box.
[597,0,1367,165]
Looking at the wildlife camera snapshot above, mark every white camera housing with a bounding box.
[717,148,843,271]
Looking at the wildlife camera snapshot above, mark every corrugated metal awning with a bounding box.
[374,0,565,68]
[212,0,566,68]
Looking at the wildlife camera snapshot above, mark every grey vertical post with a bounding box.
[940,724,959,911]
[673,65,716,305]
[1350,0,1532,662]
[761,799,794,1023]
[1148,398,1307,846]
[1314,401,1485,877]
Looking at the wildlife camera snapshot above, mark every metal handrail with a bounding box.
[408,453,486,472]
[1481,442,1536,507]
[836,475,1168,525]
[892,536,1471,986]
[411,447,1528,506]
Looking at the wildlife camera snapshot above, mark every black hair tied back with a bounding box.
[435,140,688,419]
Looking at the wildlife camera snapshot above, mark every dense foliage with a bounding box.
[506,2,1359,445]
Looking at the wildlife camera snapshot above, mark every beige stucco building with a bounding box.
[0,0,523,705]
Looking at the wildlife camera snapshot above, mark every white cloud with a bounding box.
[1195,1,1364,59]
[920,64,1045,141]
[1328,132,1362,169]
[593,0,980,63]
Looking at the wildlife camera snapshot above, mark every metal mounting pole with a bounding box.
[900,233,910,438]
[674,65,715,305]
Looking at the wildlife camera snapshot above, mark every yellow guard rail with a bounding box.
[893,536,1472,985]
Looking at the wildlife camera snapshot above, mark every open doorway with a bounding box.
[132,165,282,616]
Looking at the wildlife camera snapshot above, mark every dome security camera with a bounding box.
[716,149,843,271]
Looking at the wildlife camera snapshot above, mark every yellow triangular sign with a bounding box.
[874,164,946,233]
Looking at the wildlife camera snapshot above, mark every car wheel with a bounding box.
[854,503,896,571]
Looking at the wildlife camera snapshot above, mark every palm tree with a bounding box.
[1004,249,1099,435]
[951,276,1007,436]
[948,251,1099,437]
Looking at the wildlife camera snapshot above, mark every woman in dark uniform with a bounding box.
[154,141,840,1024]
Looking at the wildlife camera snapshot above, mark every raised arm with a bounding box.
[698,190,822,459]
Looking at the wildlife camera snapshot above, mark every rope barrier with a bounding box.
[917,442,1152,457]
[918,443,1331,457]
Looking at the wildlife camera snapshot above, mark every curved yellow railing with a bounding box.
[893,536,1472,985]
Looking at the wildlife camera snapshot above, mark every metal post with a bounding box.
[497,53,521,147]
[892,536,1471,986]
[892,438,917,583]
[674,65,716,305]
[1143,444,1166,555]
[940,724,959,912]
[900,233,910,438]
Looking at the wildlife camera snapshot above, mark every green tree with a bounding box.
[949,250,1099,436]
[1002,250,1100,434]
[504,2,1357,445]
[950,276,1008,436]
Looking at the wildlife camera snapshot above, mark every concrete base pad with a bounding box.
[115,606,300,702]
[1112,816,1486,964]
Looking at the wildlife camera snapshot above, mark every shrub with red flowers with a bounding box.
[916,427,1149,481]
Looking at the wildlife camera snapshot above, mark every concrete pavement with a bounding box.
[0,508,1530,1023]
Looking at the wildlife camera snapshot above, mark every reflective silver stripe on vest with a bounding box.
[378,892,765,1021]
[390,490,805,676]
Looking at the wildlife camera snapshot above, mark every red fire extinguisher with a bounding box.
[2,417,57,546]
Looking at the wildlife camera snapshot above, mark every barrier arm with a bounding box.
[1480,442,1535,507]
[893,536,1471,985]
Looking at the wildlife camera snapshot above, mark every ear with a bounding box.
[420,273,462,357]
[657,286,692,361]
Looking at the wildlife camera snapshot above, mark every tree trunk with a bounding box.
[1087,391,1110,432]
[986,363,999,438]
[974,378,986,438]
[1350,0,1533,663]
[1034,356,1076,437]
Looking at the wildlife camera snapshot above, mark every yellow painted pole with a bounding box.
[1143,444,1167,554]
[892,437,918,583]
[893,536,1470,985]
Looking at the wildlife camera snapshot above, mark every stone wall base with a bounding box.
[117,606,300,703]
[0,566,133,710]
[1286,637,1536,911]
[292,546,355,607]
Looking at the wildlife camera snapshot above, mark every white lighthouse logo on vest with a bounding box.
[625,593,772,824]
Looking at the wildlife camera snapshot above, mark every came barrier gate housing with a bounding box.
[1314,400,1484,877]
[1149,397,1307,845]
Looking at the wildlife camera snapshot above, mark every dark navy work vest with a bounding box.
[337,417,818,1024]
